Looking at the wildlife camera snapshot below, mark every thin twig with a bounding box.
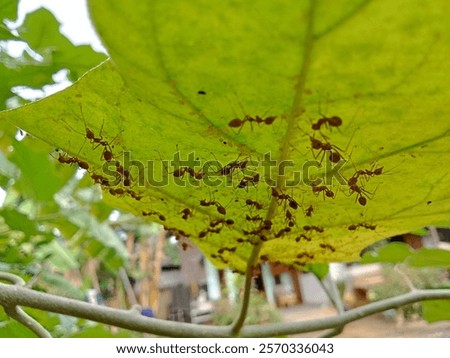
[3,305,52,338]
[317,274,346,336]
[0,272,52,338]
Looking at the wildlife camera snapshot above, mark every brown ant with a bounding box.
[237,173,260,189]
[164,226,189,238]
[200,199,226,215]
[198,229,208,238]
[218,246,237,254]
[311,185,334,199]
[109,187,125,196]
[246,214,262,222]
[80,107,120,162]
[243,218,272,236]
[311,116,342,131]
[347,182,374,206]
[349,164,384,185]
[212,254,229,265]
[91,173,110,186]
[128,190,143,201]
[295,234,311,242]
[142,210,166,221]
[305,204,314,217]
[348,223,376,231]
[210,218,234,227]
[216,156,248,176]
[308,135,343,163]
[199,226,223,238]
[285,209,295,227]
[52,149,89,170]
[115,161,131,179]
[245,199,264,210]
[243,228,262,236]
[303,225,324,233]
[172,166,203,180]
[275,227,291,238]
[180,208,193,220]
[261,219,272,230]
[296,252,314,259]
[271,188,299,209]
[228,115,277,133]
[320,243,336,252]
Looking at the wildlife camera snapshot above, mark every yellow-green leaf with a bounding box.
[1,0,450,272]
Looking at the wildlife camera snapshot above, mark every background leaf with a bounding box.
[361,242,414,264]
[16,8,107,82]
[0,0,19,21]
[422,299,450,323]
[406,249,450,269]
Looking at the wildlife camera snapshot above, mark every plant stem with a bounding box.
[230,242,262,336]
[230,0,319,338]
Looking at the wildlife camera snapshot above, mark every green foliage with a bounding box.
[361,242,414,264]
[0,7,106,109]
[362,242,450,269]
[0,6,128,333]
[422,299,450,323]
[17,8,106,82]
[0,0,18,22]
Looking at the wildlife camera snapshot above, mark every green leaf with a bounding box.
[60,206,128,265]
[0,24,17,40]
[0,207,40,236]
[0,150,19,179]
[0,7,105,108]
[38,272,84,299]
[307,263,329,280]
[17,8,107,81]
[9,137,75,202]
[361,243,450,269]
[2,0,450,272]
[409,227,429,236]
[361,242,414,264]
[0,320,37,338]
[407,248,450,269]
[0,0,19,21]
[422,299,450,323]
[36,240,80,271]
